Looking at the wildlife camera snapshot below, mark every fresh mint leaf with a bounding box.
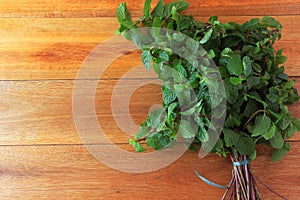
[129,139,146,152]
[146,132,171,150]
[199,28,213,44]
[262,16,282,29]
[247,76,260,89]
[149,107,166,128]
[209,16,218,24]
[235,135,255,155]
[252,114,272,137]
[141,50,152,70]
[243,56,252,76]
[179,119,197,139]
[162,85,176,105]
[186,38,199,54]
[223,128,240,147]
[164,0,189,17]
[152,16,163,28]
[173,32,185,42]
[116,3,134,29]
[151,0,164,17]
[272,143,290,162]
[291,117,300,131]
[143,0,152,18]
[135,125,151,139]
[225,115,240,128]
[243,100,258,117]
[270,129,284,149]
[197,126,209,142]
[286,123,297,138]
[277,115,290,130]
[262,124,276,140]
[229,77,243,85]
[241,18,259,32]
[167,102,178,120]
[159,51,169,62]
[227,54,243,76]
[276,49,287,65]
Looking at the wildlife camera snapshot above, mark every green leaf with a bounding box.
[162,85,176,105]
[272,143,290,162]
[277,115,290,130]
[276,49,287,65]
[270,129,284,149]
[227,54,243,76]
[286,123,297,138]
[152,16,163,27]
[229,77,243,85]
[197,126,209,142]
[223,128,240,147]
[159,51,169,62]
[262,124,276,140]
[223,79,239,104]
[247,92,268,108]
[146,132,171,150]
[235,135,255,155]
[174,84,191,104]
[225,115,240,128]
[272,148,287,162]
[243,100,258,117]
[143,0,152,18]
[149,107,166,128]
[167,102,178,120]
[151,0,164,17]
[186,38,199,54]
[174,62,187,77]
[243,56,252,76]
[164,0,189,17]
[262,16,282,29]
[178,119,196,139]
[246,76,261,89]
[252,114,272,137]
[199,28,213,44]
[116,3,134,29]
[291,117,300,131]
[252,63,262,73]
[129,139,146,152]
[181,100,202,116]
[208,49,215,59]
[241,18,259,32]
[135,125,151,139]
[141,50,152,70]
[173,32,185,42]
[209,16,218,24]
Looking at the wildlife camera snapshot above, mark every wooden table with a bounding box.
[0,0,299,199]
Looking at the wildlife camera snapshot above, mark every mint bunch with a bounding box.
[117,0,300,163]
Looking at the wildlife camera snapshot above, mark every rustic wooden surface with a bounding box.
[0,0,299,199]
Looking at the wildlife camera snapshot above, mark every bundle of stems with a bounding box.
[221,155,287,200]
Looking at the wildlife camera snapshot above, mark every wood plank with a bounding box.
[0,16,300,80]
[0,0,299,18]
[0,79,300,145]
[0,143,299,199]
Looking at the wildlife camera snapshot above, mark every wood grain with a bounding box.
[0,16,300,80]
[0,143,299,199]
[1,0,300,199]
[0,0,299,17]
[0,79,299,146]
